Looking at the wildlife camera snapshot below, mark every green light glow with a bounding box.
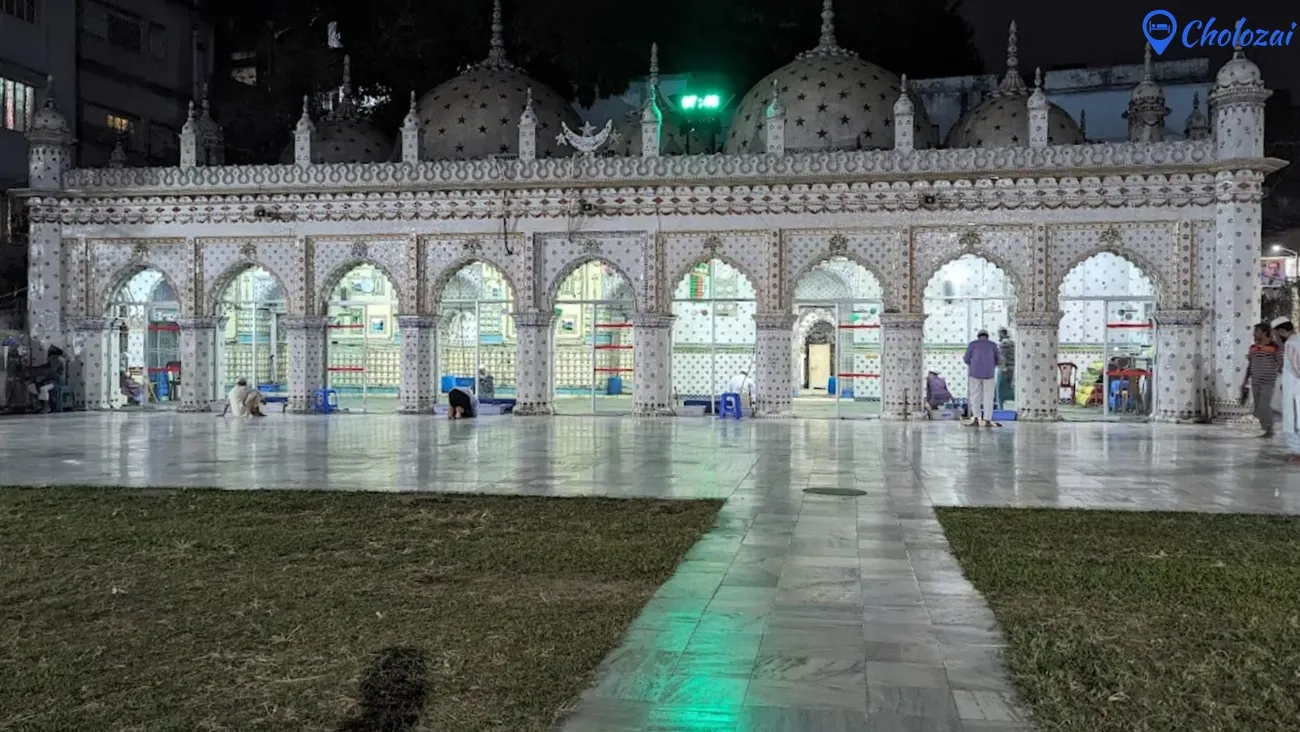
[702,94,720,109]
[680,95,698,110]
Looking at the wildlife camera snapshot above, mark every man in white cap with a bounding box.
[1273,317,1300,461]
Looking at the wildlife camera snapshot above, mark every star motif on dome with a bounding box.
[839,115,850,125]
[817,129,827,138]
[443,103,451,110]
[817,81,827,88]
[817,103,828,112]
[795,117,806,126]
[837,91,848,99]
[437,127,446,135]
[796,92,807,101]
[1010,135,1019,143]
[478,125,487,134]
[861,103,872,112]
[457,117,466,124]
[455,143,464,152]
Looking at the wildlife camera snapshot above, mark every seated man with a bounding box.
[119,371,145,405]
[925,370,953,409]
[448,385,478,419]
[726,370,755,408]
[25,346,66,413]
[477,367,495,399]
[224,378,266,418]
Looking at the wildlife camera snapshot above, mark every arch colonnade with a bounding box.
[60,221,1218,423]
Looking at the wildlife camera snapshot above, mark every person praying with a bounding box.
[448,385,479,419]
[225,378,266,418]
[963,329,1000,427]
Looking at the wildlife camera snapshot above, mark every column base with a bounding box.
[1016,408,1061,422]
[513,404,554,416]
[633,406,676,417]
[396,407,436,415]
[1152,414,1201,425]
[1210,399,1255,424]
[177,403,211,413]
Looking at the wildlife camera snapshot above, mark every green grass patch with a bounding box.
[936,508,1300,732]
[0,487,722,732]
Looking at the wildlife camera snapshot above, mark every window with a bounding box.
[1,0,38,24]
[107,114,132,133]
[148,23,167,60]
[0,77,36,133]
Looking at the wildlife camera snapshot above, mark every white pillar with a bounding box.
[1027,68,1049,148]
[284,316,327,413]
[753,313,795,417]
[764,78,785,156]
[1152,309,1205,423]
[69,317,114,410]
[294,96,315,169]
[879,313,926,420]
[396,315,436,414]
[177,317,217,412]
[1014,311,1061,421]
[892,75,914,151]
[400,91,422,164]
[512,312,554,416]
[518,89,537,162]
[632,312,674,415]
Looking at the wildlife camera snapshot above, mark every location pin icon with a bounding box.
[1142,9,1177,55]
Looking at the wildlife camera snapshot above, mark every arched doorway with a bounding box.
[671,259,757,413]
[104,268,180,408]
[791,257,884,419]
[923,255,1017,409]
[1057,252,1157,420]
[324,264,400,412]
[552,260,635,414]
[437,261,516,403]
[214,267,287,405]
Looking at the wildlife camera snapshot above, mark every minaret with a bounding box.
[1208,44,1272,420]
[893,75,915,151]
[1124,44,1170,142]
[294,96,316,168]
[640,43,662,158]
[197,84,225,164]
[1027,68,1048,148]
[330,55,357,120]
[178,100,199,168]
[107,135,127,168]
[518,88,537,161]
[24,76,73,356]
[400,91,422,163]
[764,78,785,155]
[1079,109,1088,142]
[1184,92,1210,141]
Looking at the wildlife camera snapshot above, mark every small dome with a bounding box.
[1215,47,1263,89]
[415,0,578,159]
[1130,45,1165,104]
[945,22,1084,149]
[30,77,69,136]
[724,0,934,154]
[278,57,393,164]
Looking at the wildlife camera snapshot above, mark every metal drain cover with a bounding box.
[803,487,867,497]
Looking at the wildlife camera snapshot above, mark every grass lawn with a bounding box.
[0,487,722,732]
[936,508,1300,732]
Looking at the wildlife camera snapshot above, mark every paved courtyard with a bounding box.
[2,412,1297,731]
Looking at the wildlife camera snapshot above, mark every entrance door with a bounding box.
[325,301,398,412]
[834,301,882,419]
[807,343,832,387]
[592,303,634,413]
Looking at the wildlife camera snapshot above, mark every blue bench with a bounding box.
[480,398,516,414]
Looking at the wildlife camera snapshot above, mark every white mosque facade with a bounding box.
[14,1,1284,422]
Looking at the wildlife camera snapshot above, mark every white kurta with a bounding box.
[228,384,252,418]
[1283,334,1300,453]
[726,374,754,403]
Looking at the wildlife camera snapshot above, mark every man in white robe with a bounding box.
[1273,318,1300,461]
[726,370,755,408]
[225,378,266,418]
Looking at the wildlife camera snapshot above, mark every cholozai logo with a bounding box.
[1143,10,1295,54]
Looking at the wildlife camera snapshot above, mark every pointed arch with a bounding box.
[206,259,296,316]
[791,307,838,384]
[429,255,521,309]
[317,258,406,313]
[1054,246,1166,307]
[101,263,187,316]
[667,254,762,305]
[788,252,888,308]
[545,256,639,311]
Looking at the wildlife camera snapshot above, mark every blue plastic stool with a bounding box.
[717,392,743,420]
[312,388,339,414]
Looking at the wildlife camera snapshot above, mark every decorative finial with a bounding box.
[408,90,417,114]
[342,55,352,94]
[1192,92,1200,111]
[900,74,908,91]
[486,0,508,67]
[818,0,836,49]
[1143,43,1153,82]
[996,21,1028,95]
[767,76,785,117]
[402,90,419,128]
[43,75,55,108]
[1079,108,1087,138]
[296,95,315,131]
[522,86,537,122]
[183,100,197,127]
[1007,21,1019,73]
[1034,67,1042,88]
[649,43,659,88]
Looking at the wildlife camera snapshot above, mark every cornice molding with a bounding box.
[36,173,1226,226]
[58,141,1219,197]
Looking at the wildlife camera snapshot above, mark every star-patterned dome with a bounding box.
[279,56,393,164]
[1214,46,1263,89]
[945,22,1084,149]
[29,76,70,138]
[416,0,578,160]
[724,0,934,154]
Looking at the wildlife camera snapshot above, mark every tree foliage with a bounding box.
[208,0,982,163]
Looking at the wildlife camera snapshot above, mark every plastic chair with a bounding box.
[312,388,339,414]
[1056,362,1077,404]
[50,385,75,413]
[717,392,743,420]
[1108,379,1130,412]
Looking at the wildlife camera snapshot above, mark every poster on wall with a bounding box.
[1262,258,1287,288]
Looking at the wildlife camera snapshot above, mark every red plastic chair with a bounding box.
[1056,362,1077,404]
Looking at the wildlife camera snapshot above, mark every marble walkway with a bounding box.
[2,412,1297,732]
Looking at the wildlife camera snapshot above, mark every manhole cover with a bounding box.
[803,487,867,497]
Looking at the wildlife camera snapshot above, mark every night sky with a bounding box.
[961,0,1299,95]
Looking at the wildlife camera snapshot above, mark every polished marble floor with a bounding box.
[2,412,1297,731]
